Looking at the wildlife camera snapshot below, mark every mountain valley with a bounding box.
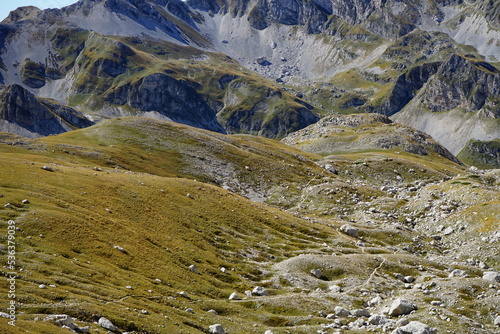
[0,1,499,334]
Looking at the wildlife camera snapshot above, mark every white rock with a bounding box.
[208,309,218,315]
[98,317,119,331]
[392,321,437,334]
[483,271,500,282]
[329,284,342,293]
[404,276,415,283]
[311,269,323,278]
[340,224,358,237]
[442,227,454,235]
[179,291,189,298]
[229,292,241,300]
[388,298,417,317]
[368,295,382,307]
[252,286,269,296]
[209,324,226,334]
[449,269,467,277]
[39,284,47,289]
[188,264,199,274]
[334,306,350,317]
[368,314,386,325]
[494,316,500,326]
[0,312,10,319]
[264,331,274,334]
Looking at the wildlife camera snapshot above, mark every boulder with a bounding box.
[252,286,269,296]
[392,321,437,334]
[350,309,370,317]
[388,298,417,317]
[311,269,323,278]
[229,292,241,300]
[449,269,467,277]
[482,271,500,282]
[209,324,226,334]
[188,264,199,274]
[334,306,350,317]
[340,224,359,237]
[98,317,119,332]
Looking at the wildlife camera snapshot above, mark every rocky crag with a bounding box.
[0,0,498,164]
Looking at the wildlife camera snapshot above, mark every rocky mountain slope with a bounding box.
[0,0,498,164]
[0,117,499,334]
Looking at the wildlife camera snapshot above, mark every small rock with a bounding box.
[229,292,241,300]
[334,306,350,317]
[311,269,323,278]
[42,165,53,171]
[39,284,47,289]
[0,312,10,319]
[483,271,500,282]
[22,199,30,204]
[209,324,226,334]
[368,314,386,325]
[245,290,253,297]
[220,267,227,273]
[264,330,274,334]
[187,193,194,199]
[208,309,218,315]
[98,317,119,332]
[350,309,370,317]
[179,291,189,298]
[186,308,194,314]
[391,321,437,334]
[329,284,342,293]
[252,286,269,296]
[388,298,417,317]
[395,318,409,327]
[404,276,415,283]
[449,269,467,277]
[188,264,199,274]
[368,295,382,307]
[114,245,127,254]
[4,203,13,209]
[340,224,358,237]
[125,285,132,289]
[494,316,500,326]
[442,227,454,235]
[141,309,149,315]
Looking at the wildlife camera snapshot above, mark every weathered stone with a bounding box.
[392,321,437,334]
[368,314,387,325]
[188,264,199,274]
[209,324,226,334]
[442,227,454,235]
[388,298,417,317]
[350,309,370,317]
[98,317,119,332]
[229,292,241,300]
[329,284,342,293]
[449,269,467,277]
[334,306,350,317]
[368,295,382,307]
[494,316,500,326]
[483,271,500,282]
[340,224,358,237]
[311,268,323,278]
[252,286,269,296]
[404,276,415,283]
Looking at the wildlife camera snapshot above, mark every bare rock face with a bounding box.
[105,73,225,133]
[420,54,500,114]
[0,84,93,137]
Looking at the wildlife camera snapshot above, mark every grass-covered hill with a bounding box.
[0,117,499,334]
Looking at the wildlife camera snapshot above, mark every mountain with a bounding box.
[0,116,499,334]
[0,0,498,164]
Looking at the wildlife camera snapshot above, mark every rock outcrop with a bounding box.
[105,73,225,133]
[0,84,93,137]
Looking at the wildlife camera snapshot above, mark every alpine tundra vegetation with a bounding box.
[0,1,499,334]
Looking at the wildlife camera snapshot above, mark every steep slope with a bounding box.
[0,84,93,137]
[392,54,500,155]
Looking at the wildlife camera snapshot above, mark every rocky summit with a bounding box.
[0,1,499,334]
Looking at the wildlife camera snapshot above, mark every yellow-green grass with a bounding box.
[0,144,336,333]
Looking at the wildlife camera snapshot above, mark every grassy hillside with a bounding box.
[0,117,499,334]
